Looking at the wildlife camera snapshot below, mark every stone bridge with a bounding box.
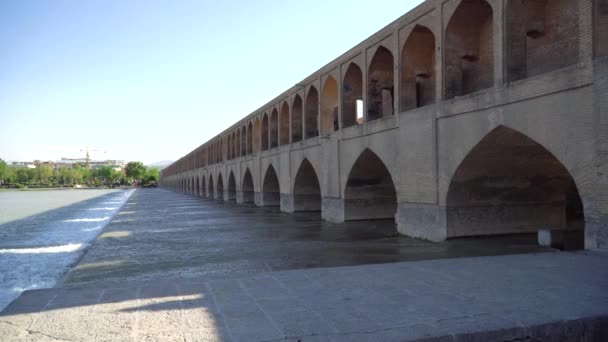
[160,0,608,249]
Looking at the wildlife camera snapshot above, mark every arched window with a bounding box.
[367,46,394,121]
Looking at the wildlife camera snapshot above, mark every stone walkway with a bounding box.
[1,252,607,341]
[1,189,607,341]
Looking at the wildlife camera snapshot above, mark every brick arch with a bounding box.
[506,0,579,82]
[201,174,207,197]
[343,148,398,222]
[270,108,279,148]
[342,62,363,128]
[280,101,290,145]
[367,45,394,121]
[208,174,215,199]
[444,0,494,99]
[305,86,319,139]
[261,113,269,151]
[241,167,255,203]
[340,144,399,200]
[262,163,281,206]
[227,170,237,201]
[216,172,224,200]
[400,24,436,111]
[292,158,322,212]
[444,125,585,248]
[291,94,303,143]
[321,76,339,135]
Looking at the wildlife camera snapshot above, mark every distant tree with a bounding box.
[0,159,7,185]
[142,167,159,186]
[14,168,31,184]
[36,166,53,184]
[125,162,146,183]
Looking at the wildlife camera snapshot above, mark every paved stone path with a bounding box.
[1,252,607,341]
[1,189,607,341]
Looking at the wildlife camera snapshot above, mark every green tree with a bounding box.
[36,166,53,184]
[0,159,7,185]
[125,162,146,183]
[14,167,31,184]
[142,167,159,186]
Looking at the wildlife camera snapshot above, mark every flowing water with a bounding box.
[0,189,134,311]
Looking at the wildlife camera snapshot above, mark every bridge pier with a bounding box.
[322,197,344,223]
[396,203,446,242]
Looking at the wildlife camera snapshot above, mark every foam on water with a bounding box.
[0,189,134,311]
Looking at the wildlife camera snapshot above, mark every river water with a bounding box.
[0,189,134,311]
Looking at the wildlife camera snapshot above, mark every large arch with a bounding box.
[506,0,579,82]
[280,102,290,145]
[196,176,200,196]
[321,76,338,135]
[247,122,254,155]
[342,63,363,128]
[400,25,436,111]
[305,87,319,139]
[344,149,397,221]
[227,171,237,201]
[216,173,224,200]
[446,126,584,249]
[291,95,303,143]
[262,164,280,206]
[367,46,394,121]
[444,0,494,99]
[241,168,255,203]
[292,159,321,212]
[261,113,269,151]
[208,174,214,199]
[270,108,279,148]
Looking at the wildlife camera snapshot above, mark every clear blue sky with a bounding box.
[0,0,422,165]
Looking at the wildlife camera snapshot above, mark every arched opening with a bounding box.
[445,0,494,99]
[342,63,363,128]
[242,168,255,203]
[261,114,269,151]
[367,46,394,121]
[262,165,280,206]
[247,122,254,155]
[291,95,303,143]
[344,149,397,221]
[507,0,579,82]
[202,175,207,197]
[293,159,321,212]
[596,0,608,57]
[400,25,436,111]
[236,130,241,159]
[196,176,200,196]
[321,76,339,135]
[227,135,232,160]
[446,126,584,250]
[253,119,260,153]
[208,175,215,199]
[241,126,246,156]
[305,87,319,139]
[270,108,279,148]
[280,102,290,145]
[227,171,237,201]
[219,140,222,162]
[216,173,224,200]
